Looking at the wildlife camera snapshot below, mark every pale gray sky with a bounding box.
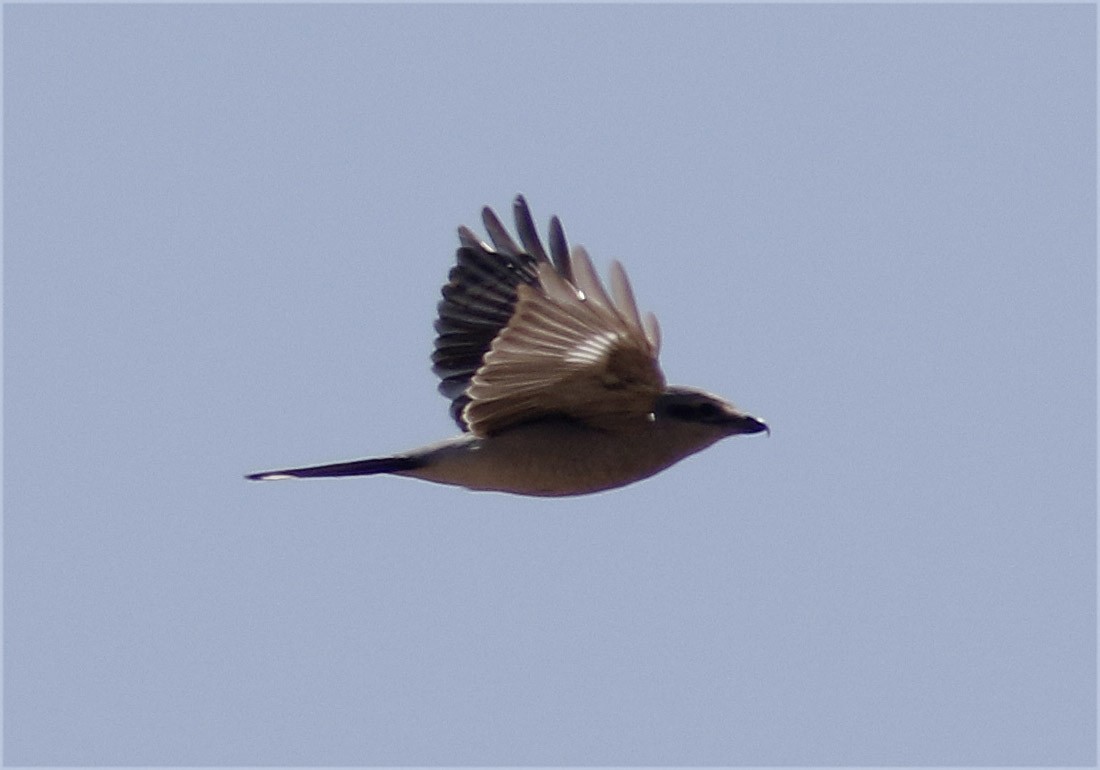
[4,3,1095,766]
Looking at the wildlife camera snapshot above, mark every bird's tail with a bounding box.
[245,455,423,481]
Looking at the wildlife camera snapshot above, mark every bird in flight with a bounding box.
[247,196,767,496]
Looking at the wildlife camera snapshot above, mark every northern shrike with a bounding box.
[247,196,767,495]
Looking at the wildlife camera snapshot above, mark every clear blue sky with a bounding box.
[4,3,1095,766]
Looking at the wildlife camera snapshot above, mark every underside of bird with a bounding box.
[247,196,766,495]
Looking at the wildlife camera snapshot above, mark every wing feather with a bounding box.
[548,216,573,282]
[481,206,522,256]
[569,246,617,314]
[513,196,550,263]
[610,260,645,336]
[643,311,661,350]
[431,196,665,436]
[464,265,664,435]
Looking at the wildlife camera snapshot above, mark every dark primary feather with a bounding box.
[432,195,567,430]
[547,216,573,282]
[512,198,549,263]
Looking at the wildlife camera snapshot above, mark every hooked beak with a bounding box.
[731,413,769,436]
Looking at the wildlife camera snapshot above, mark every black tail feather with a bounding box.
[246,455,422,481]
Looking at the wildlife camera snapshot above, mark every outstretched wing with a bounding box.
[431,196,664,437]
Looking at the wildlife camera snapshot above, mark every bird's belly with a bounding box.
[405,422,711,496]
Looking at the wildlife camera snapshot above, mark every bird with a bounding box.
[247,196,767,496]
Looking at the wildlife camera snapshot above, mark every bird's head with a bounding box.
[654,386,769,437]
